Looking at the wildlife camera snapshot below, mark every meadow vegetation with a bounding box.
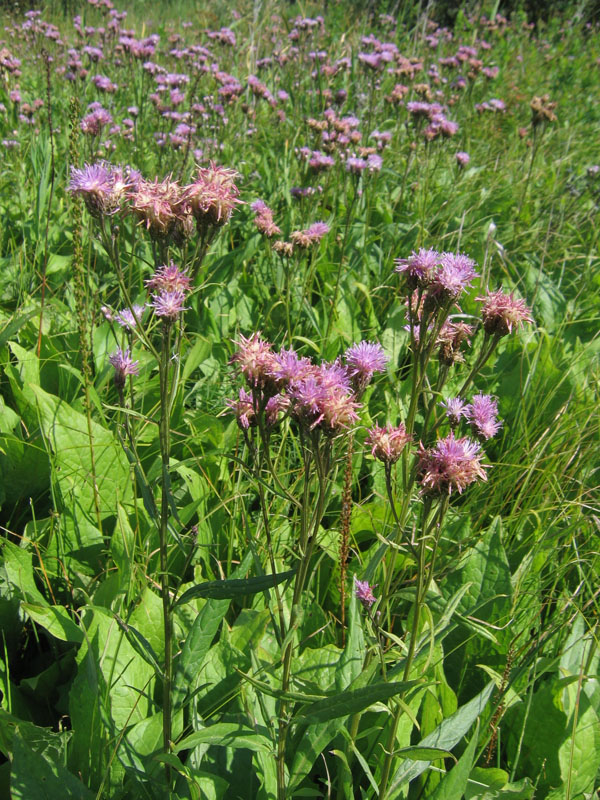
[0,1,599,798]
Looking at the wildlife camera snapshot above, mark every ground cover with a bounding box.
[0,1,599,798]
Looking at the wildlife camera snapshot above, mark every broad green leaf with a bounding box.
[10,736,94,800]
[174,723,272,754]
[175,568,295,604]
[288,660,380,794]
[1,539,46,605]
[387,681,495,796]
[465,768,535,799]
[21,603,83,643]
[0,711,66,761]
[30,384,131,521]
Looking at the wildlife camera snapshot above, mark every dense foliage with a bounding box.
[0,1,599,798]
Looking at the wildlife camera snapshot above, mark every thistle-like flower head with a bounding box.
[109,347,139,388]
[476,289,533,336]
[354,576,377,610]
[184,162,241,228]
[345,341,388,391]
[365,423,410,464]
[465,394,502,440]
[418,431,487,495]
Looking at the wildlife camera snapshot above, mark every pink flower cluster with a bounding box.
[227,335,387,434]
[396,248,478,300]
[68,160,241,242]
[441,394,502,440]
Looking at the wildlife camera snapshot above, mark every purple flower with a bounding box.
[440,397,468,426]
[226,388,255,429]
[68,161,129,218]
[109,347,139,388]
[150,289,188,319]
[456,151,470,167]
[465,394,502,440]
[289,366,360,432]
[428,252,479,301]
[345,341,388,390]
[395,248,440,289]
[115,304,146,330]
[418,432,487,495]
[269,348,313,388]
[231,332,277,389]
[291,221,330,248]
[145,262,191,293]
[354,576,376,609]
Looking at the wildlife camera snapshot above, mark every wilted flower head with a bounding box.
[109,347,139,389]
[344,341,388,391]
[129,176,186,240]
[465,394,502,440]
[184,162,240,229]
[477,289,533,336]
[437,320,474,365]
[252,199,282,237]
[530,94,557,127]
[291,221,329,248]
[365,423,410,464]
[418,432,487,494]
[354,576,376,610]
[145,261,191,293]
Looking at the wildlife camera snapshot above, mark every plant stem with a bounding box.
[158,322,173,779]
[276,444,327,800]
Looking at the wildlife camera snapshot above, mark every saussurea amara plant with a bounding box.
[223,246,534,798]
[68,156,241,782]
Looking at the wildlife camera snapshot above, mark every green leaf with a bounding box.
[174,723,273,754]
[172,551,253,709]
[30,384,132,521]
[387,682,495,795]
[335,589,365,691]
[10,736,94,799]
[1,540,46,605]
[175,568,295,605]
[426,721,479,800]
[21,603,83,643]
[395,746,457,762]
[295,680,422,725]
[465,768,535,799]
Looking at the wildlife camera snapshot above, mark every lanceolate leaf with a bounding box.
[174,568,295,605]
[174,723,273,754]
[294,680,423,725]
[387,682,494,796]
